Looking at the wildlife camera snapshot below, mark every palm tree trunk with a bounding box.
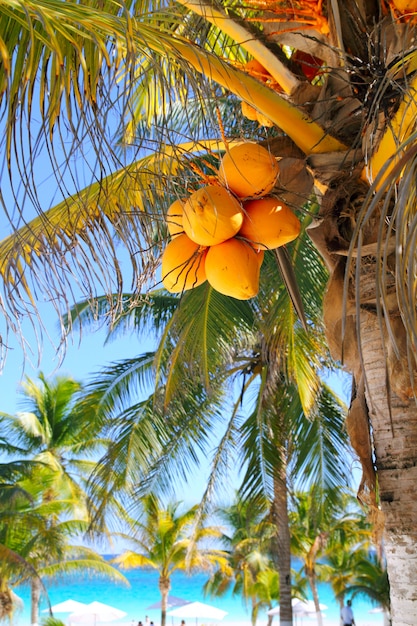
[306,570,323,626]
[305,534,325,626]
[359,308,417,626]
[31,577,42,625]
[271,450,293,626]
[310,178,417,623]
[158,576,171,626]
[251,597,257,626]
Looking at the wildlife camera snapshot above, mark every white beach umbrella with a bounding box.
[69,601,127,626]
[43,600,89,614]
[167,600,227,624]
[293,599,328,614]
[268,599,328,616]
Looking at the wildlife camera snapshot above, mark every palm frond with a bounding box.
[154,283,256,397]
[290,383,352,492]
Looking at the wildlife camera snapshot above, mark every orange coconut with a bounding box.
[205,238,263,300]
[161,233,207,293]
[391,0,417,12]
[239,196,301,250]
[241,101,274,127]
[182,185,244,246]
[218,142,279,199]
[166,198,185,237]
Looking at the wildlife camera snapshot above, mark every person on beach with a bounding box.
[340,599,355,626]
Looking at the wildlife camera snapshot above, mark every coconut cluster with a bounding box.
[162,142,301,300]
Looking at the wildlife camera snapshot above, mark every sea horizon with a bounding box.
[12,558,385,626]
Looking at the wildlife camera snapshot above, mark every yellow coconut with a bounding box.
[183,185,244,246]
[161,233,207,293]
[205,238,263,300]
[391,0,417,12]
[218,142,279,198]
[166,198,185,237]
[239,196,301,250]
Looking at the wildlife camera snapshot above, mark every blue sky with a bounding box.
[0,314,143,415]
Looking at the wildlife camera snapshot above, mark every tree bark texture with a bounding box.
[31,577,42,626]
[307,173,417,623]
[158,576,171,626]
[271,451,293,626]
[359,308,417,626]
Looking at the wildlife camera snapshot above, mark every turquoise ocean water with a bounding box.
[13,559,384,626]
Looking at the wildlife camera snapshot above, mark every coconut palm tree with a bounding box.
[320,549,364,611]
[70,239,352,625]
[347,552,391,620]
[0,489,128,624]
[0,373,127,623]
[1,1,417,621]
[112,493,231,626]
[321,547,390,620]
[204,495,276,625]
[0,372,105,514]
[289,488,371,626]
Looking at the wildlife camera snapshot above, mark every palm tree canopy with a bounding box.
[113,494,231,578]
[71,235,352,517]
[1,0,415,364]
[0,373,108,518]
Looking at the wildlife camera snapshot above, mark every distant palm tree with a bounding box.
[0,372,104,512]
[0,460,128,623]
[320,550,363,610]
[204,496,275,625]
[289,488,370,626]
[112,494,231,626]
[0,374,127,623]
[347,553,391,619]
[252,569,280,626]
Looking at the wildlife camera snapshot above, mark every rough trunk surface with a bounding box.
[271,452,293,626]
[158,577,171,626]
[31,577,41,626]
[307,171,417,623]
[359,309,417,625]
